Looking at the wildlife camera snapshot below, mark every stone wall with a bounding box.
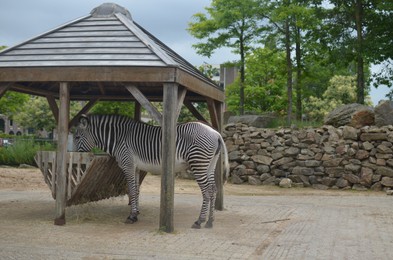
[223,123,393,191]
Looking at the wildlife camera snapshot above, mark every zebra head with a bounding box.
[74,115,95,152]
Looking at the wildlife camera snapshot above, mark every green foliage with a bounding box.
[304,75,372,121]
[0,139,54,166]
[14,96,82,134]
[90,101,135,117]
[244,47,287,113]
[198,64,219,83]
[188,0,262,57]
[226,47,287,115]
[267,117,322,129]
[0,91,29,116]
[188,0,264,114]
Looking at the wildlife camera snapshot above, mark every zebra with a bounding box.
[73,114,229,229]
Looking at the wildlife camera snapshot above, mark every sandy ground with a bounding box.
[1,167,392,260]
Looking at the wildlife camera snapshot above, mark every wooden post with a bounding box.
[134,101,141,121]
[54,82,70,225]
[214,101,224,210]
[160,83,178,233]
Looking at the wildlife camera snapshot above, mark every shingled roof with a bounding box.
[0,3,222,101]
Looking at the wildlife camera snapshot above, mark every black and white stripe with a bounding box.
[74,114,229,228]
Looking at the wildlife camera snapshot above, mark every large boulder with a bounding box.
[324,103,374,128]
[228,114,276,128]
[374,100,393,127]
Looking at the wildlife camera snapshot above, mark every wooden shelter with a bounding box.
[0,3,225,232]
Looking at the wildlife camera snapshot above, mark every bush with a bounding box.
[0,139,54,166]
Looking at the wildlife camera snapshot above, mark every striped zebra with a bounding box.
[74,114,229,228]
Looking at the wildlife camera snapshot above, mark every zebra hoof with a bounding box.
[191,221,201,229]
[205,221,213,228]
[125,215,138,224]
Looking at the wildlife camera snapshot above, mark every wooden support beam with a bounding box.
[134,101,141,121]
[160,83,178,233]
[214,101,224,210]
[125,85,162,125]
[69,99,99,129]
[183,100,209,124]
[0,83,10,98]
[207,98,219,130]
[175,87,187,121]
[54,82,70,226]
[46,95,59,124]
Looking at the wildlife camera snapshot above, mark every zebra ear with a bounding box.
[79,115,89,129]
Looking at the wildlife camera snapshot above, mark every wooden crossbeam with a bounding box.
[183,100,209,124]
[176,87,187,121]
[46,95,59,124]
[207,98,219,130]
[69,99,99,129]
[0,83,10,98]
[125,85,163,125]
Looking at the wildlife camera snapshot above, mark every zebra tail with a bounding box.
[218,134,230,183]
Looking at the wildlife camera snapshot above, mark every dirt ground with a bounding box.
[1,167,392,260]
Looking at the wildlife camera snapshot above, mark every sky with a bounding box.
[0,0,390,106]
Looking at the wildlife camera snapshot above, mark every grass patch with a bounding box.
[267,117,322,129]
[0,139,54,166]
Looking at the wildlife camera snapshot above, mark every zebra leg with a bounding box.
[192,187,210,229]
[128,168,140,210]
[205,155,219,228]
[204,183,217,228]
[190,161,213,229]
[122,164,139,224]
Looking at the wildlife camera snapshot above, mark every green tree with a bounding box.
[319,0,392,104]
[244,47,287,113]
[188,0,263,115]
[304,75,372,121]
[90,101,135,117]
[14,96,82,135]
[257,0,319,123]
[0,91,29,116]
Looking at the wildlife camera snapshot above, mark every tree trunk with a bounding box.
[355,0,365,104]
[285,19,293,125]
[239,30,246,115]
[295,25,302,120]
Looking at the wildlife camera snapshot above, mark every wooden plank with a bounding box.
[160,83,178,233]
[59,26,131,32]
[50,152,56,197]
[74,20,123,26]
[1,54,161,61]
[67,152,73,200]
[207,98,219,130]
[46,95,59,124]
[176,69,225,102]
[134,101,141,121]
[0,83,10,98]
[54,82,70,226]
[175,87,187,122]
[0,67,177,83]
[183,100,209,124]
[18,42,146,49]
[6,47,152,55]
[0,60,166,67]
[46,31,133,37]
[125,85,163,125]
[214,102,224,210]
